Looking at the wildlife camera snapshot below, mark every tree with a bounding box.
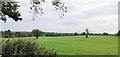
[1,31,4,38]
[85,29,89,38]
[3,29,12,38]
[81,32,86,35]
[30,0,67,20]
[102,32,109,36]
[74,32,78,36]
[32,29,43,39]
[0,0,67,22]
[0,2,22,23]
[116,30,120,37]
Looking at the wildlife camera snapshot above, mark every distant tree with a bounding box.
[3,29,12,38]
[15,32,21,37]
[7,29,11,37]
[1,31,4,38]
[89,33,93,35]
[27,32,33,37]
[81,32,86,35]
[85,29,89,38]
[74,32,78,36]
[102,32,109,36]
[11,32,15,38]
[32,29,43,39]
[116,30,120,37]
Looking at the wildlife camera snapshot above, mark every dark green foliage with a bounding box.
[45,32,75,37]
[14,32,33,37]
[74,32,78,36]
[32,29,44,39]
[2,39,58,57]
[81,32,86,35]
[102,32,109,36]
[1,30,12,38]
[0,2,22,22]
[116,30,120,37]
[1,30,34,38]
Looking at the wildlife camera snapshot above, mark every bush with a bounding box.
[2,39,58,57]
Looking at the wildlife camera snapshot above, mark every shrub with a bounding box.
[2,39,58,57]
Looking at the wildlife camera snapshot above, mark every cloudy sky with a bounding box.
[0,0,119,34]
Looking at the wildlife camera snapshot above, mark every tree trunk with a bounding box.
[86,34,88,38]
[36,36,38,39]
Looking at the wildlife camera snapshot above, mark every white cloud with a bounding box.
[0,0,119,34]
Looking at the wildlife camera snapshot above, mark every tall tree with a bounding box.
[32,29,43,39]
[85,29,89,38]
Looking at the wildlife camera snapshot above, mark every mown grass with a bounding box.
[1,36,118,55]
[36,36,118,55]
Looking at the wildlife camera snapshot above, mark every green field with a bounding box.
[1,36,118,55]
[35,36,118,55]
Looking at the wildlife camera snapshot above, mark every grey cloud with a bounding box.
[0,0,118,34]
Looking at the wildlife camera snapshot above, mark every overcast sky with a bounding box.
[0,0,119,34]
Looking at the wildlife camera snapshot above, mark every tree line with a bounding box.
[1,29,79,38]
[0,29,118,39]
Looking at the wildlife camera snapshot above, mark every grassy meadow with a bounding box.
[36,36,118,55]
[1,36,118,55]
